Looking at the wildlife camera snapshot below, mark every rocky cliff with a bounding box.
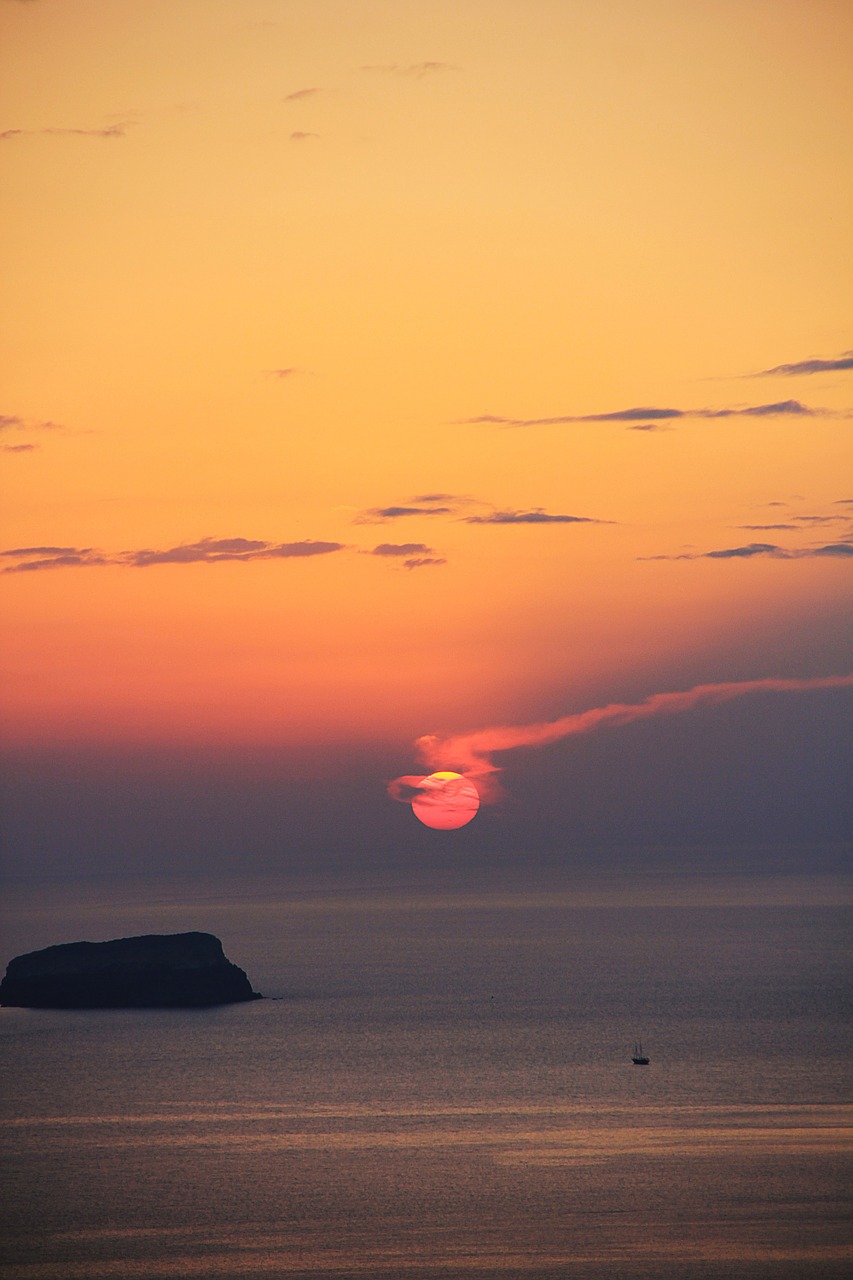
[0,932,262,1008]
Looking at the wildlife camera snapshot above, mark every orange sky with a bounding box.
[1,0,851,759]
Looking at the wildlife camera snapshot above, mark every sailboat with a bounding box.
[632,1041,650,1065]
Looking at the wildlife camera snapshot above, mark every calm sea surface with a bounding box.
[1,867,851,1279]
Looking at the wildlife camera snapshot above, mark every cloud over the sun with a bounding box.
[389,674,853,805]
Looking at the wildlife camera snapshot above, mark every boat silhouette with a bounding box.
[632,1041,650,1065]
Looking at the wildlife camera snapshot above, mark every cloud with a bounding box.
[290,131,319,142]
[465,509,607,525]
[2,537,347,573]
[128,537,345,567]
[811,543,853,557]
[284,88,321,101]
[267,367,299,378]
[0,413,61,433]
[361,62,455,77]
[355,494,609,528]
[0,413,63,451]
[0,533,457,574]
[705,543,782,559]
[364,543,446,568]
[403,556,446,569]
[388,674,853,805]
[355,504,455,523]
[369,543,435,556]
[459,400,829,428]
[642,541,853,561]
[1,546,85,557]
[0,124,127,141]
[753,351,853,377]
[5,551,108,573]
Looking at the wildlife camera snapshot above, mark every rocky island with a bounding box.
[0,932,262,1009]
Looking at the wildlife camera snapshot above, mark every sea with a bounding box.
[0,864,850,1279]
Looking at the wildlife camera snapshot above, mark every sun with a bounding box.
[411,771,480,830]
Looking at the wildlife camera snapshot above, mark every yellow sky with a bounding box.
[1,0,851,752]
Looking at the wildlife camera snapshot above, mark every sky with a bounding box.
[1,0,851,879]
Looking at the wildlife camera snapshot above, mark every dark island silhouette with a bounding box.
[0,932,262,1009]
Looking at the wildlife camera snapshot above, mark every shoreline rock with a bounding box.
[0,932,263,1009]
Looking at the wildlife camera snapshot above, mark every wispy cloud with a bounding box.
[2,537,348,574]
[0,123,128,141]
[128,537,345,567]
[290,131,319,142]
[402,556,446,569]
[4,550,109,573]
[355,503,456,523]
[369,542,434,556]
[284,88,321,101]
[1,546,87,557]
[0,413,62,433]
[365,543,447,569]
[738,513,844,531]
[355,494,610,528]
[1,412,64,451]
[388,674,853,805]
[361,61,455,78]
[266,367,300,379]
[465,509,609,525]
[459,400,831,428]
[753,351,853,377]
[641,541,853,561]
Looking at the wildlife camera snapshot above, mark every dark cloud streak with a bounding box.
[465,509,607,525]
[355,505,453,523]
[642,542,853,561]
[369,543,434,556]
[460,400,828,428]
[0,124,127,141]
[754,352,853,377]
[2,537,347,574]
